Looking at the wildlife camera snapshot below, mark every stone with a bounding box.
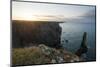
[75,32,88,56]
[51,59,56,63]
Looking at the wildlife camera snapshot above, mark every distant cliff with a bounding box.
[12,20,62,48]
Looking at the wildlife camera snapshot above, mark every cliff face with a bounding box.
[12,20,62,48]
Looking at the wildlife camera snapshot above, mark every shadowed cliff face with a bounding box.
[12,20,62,48]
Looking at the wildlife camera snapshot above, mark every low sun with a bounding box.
[13,15,47,21]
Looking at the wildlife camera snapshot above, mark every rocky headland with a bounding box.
[12,20,88,66]
[12,20,62,48]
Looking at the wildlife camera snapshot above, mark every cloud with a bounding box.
[80,9,96,18]
[32,15,65,21]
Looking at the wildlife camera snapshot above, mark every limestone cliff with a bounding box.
[12,20,62,48]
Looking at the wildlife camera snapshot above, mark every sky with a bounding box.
[12,1,96,21]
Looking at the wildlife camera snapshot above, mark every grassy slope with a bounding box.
[12,45,80,66]
[12,47,51,65]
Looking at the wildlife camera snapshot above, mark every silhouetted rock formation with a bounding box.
[65,40,68,43]
[75,32,88,56]
[12,20,62,48]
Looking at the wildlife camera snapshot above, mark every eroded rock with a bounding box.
[12,20,62,48]
[75,32,88,56]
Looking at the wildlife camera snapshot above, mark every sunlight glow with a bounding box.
[12,1,95,21]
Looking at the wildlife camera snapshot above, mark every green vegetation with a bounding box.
[12,46,51,65]
[12,44,80,66]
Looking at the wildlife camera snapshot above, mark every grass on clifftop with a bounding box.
[12,47,51,65]
[12,45,80,66]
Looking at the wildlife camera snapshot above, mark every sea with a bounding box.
[59,21,96,61]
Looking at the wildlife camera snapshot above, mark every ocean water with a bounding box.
[59,21,96,61]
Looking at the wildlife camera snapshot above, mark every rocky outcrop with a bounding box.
[39,44,80,63]
[12,20,62,48]
[75,32,88,56]
[12,44,81,66]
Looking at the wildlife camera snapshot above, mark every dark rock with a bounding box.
[75,32,88,56]
[62,40,64,42]
[38,44,80,63]
[65,40,68,43]
[12,20,62,48]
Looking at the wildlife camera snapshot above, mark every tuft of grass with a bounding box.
[12,47,51,65]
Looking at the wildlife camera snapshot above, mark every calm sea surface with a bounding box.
[59,21,96,61]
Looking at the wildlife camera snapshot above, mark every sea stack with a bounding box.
[75,32,88,56]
